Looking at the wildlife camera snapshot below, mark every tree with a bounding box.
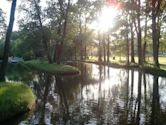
[134,0,142,65]
[53,0,71,64]
[19,0,52,63]
[33,0,52,63]
[0,0,17,81]
[73,0,102,61]
[45,0,73,63]
[107,33,110,63]
[129,0,135,63]
[10,28,46,60]
[0,9,7,37]
[142,0,149,63]
[151,0,166,67]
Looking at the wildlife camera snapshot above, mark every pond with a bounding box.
[2,63,166,125]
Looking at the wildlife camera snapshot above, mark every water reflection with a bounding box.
[4,63,166,125]
[151,75,160,125]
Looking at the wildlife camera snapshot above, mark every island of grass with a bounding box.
[0,83,35,122]
[23,60,80,75]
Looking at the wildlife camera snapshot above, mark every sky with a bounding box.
[0,0,19,31]
[0,0,53,31]
[0,0,146,32]
[0,0,118,32]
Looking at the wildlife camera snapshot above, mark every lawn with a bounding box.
[86,56,166,72]
[87,56,166,64]
[23,60,80,75]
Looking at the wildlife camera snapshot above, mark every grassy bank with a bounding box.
[82,59,166,77]
[0,82,35,121]
[87,56,166,65]
[24,60,80,75]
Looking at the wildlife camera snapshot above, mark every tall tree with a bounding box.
[76,0,102,60]
[0,0,17,81]
[33,0,52,63]
[107,33,110,63]
[129,1,135,63]
[135,0,142,65]
[55,0,71,64]
[142,0,149,63]
[98,32,102,62]
[19,0,53,63]
[151,0,166,67]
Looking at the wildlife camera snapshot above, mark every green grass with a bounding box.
[0,82,35,121]
[23,60,80,75]
[86,56,166,76]
[159,57,166,66]
[161,65,166,70]
[87,56,166,66]
[87,56,166,63]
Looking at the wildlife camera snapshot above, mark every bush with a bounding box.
[0,82,35,121]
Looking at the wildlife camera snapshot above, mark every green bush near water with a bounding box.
[0,83,35,121]
[24,60,80,75]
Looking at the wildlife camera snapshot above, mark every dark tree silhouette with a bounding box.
[0,0,17,82]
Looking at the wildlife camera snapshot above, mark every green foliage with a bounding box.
[24,60,80,75]
[7,63,33,81]
[0,82,35,121]
[10,29,44,60]
[0,39,4,58]
[2,0,165,66]
[0,8,6,37]
[160,33,166,52]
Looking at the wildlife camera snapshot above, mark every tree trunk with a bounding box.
[130,21,135,63]
[107,34,110,63]
[142,1,148,63]
[137,0,142,65]
[84,45,87,60]
[103,36,106,63]
[0,0,17,82]
[126,32,129,65]
[75,45,77,60]
[84,19,87,60]
[80,40,83,60]
[98,33,102,62]
[152,14,159,67]
[53,20,62,62]
[56,0,70,64]
[157,15,160,64]
[151,0,161,67]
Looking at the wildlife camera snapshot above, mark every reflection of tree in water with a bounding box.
[151,75,160,125]
[135,71,142,125]
[129,69,134,122]
[24,73,78,124]
[14,63,166,125]
[31,73,54,125]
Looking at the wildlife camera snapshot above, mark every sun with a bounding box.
[98,6,118,32]
[90,6,119,32]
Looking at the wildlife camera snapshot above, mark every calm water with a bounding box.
[3,63,166,125]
